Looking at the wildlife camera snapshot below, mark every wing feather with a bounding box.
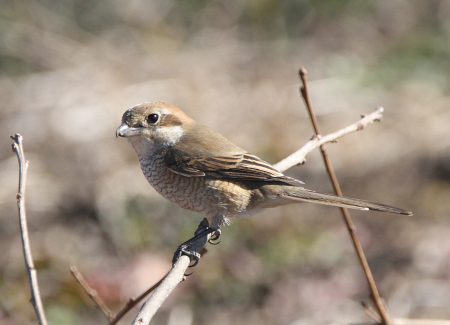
[164,148,304,186]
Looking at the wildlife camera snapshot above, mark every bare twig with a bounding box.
[328,319,450,325]
[109,248,207,324]
[273,107,383,172]
[131,257,190,325]
[361,301,381,323]
[130,231,210,325]
[70,266,169,325]
[108,273,167,325]
[390,319,450,325]
[11,134,48,325]
[70,265,114,320]
[297,68,392,325]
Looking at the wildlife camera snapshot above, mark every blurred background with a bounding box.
[1,0,449,324]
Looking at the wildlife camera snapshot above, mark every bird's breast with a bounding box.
[137,153,253,223]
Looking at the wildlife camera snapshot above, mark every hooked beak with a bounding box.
[116,123,141,138]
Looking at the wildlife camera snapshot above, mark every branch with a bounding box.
[70,265,169,325]
[108,272,167,325]
[328,319,450,325]
[11,134,48,325]
[361,301,381,323]
[273,107,383,172]
[296,68,392,325]
[70,265,114,320]
[130,231,209,325]
[391,320,450,325]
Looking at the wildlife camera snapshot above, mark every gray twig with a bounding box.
[107,271,167,325]
[11,134,48,325]
[130,231,209,325]
[274,107,384,172]
[70,265,115,320]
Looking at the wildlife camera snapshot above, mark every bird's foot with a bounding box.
[208,229,221,245]
[173,244,202,268]
[172,227,217,268]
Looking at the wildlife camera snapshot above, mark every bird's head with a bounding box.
[116,101,194,148]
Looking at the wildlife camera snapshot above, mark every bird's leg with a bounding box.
[191,217,221,247]
[194,217,210,236]
[193,218,221,245]
[172,226,217,267]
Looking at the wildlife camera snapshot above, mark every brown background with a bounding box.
[0,1,449,324]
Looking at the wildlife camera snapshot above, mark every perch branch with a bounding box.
[108,272,167,325]
[130,231,210,325]
[297,68,392,325]
[109,247,206,324]
[11,134,48,325]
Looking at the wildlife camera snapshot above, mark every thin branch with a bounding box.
[273,107,383,172]
[130,233,210,325]
[131,256,190,325]
[70,265,114,320]
[70,266,169,325]
[10,134,48,325]
[361,301,381,323]
[297,68,392,325]
[109,247,207,325]
[108,272,167,325]
[391,319,450,325]
[328,319,450,325]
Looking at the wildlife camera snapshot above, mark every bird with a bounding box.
[116,101,412,262]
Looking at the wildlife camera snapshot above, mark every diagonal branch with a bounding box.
[274,106,383,172]
[130,236,209,325]
[70,265,115,320]
[297,67,392,325]
[11,134,48,325]
[107,275,166,325]
[70,263,167,325]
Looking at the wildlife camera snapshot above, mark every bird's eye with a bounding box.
[147,113,159,124]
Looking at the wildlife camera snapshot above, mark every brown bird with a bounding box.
[116,101,412,261]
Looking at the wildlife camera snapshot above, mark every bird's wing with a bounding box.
[164,147,304,186]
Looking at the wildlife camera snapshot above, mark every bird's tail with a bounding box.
[281,187,412,215]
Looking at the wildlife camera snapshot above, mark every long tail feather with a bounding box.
[283,188,412,216]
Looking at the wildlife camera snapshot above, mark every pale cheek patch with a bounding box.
[156,125,184,146]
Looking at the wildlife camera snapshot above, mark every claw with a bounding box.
[208,229,221,245]
[188,259,199,268]
[172,246,201,265]
[172,227,217,267]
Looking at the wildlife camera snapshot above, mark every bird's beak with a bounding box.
[116,123,141,138]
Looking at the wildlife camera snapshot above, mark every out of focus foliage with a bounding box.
[1,1,449,324]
